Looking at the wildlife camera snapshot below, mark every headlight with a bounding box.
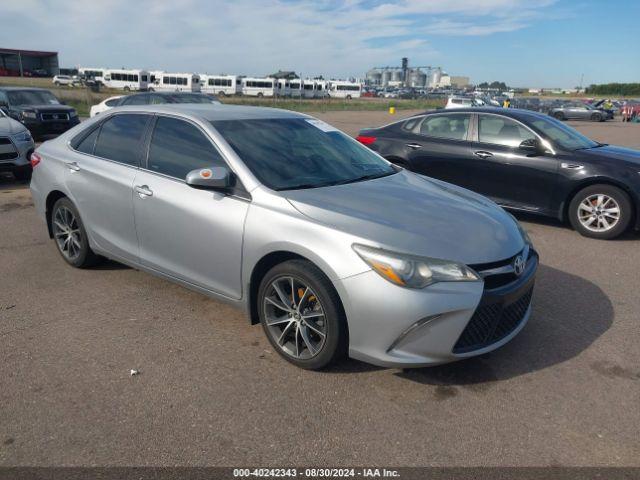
[11,130,32,143]
[21,111,37,119]
[69,111,78,118]
[352,244,479,289]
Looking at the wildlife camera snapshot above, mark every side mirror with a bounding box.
[186,166,233,192]
[519,138,540,151]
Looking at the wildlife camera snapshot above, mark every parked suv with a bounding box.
[0,107,36,181]
[0,87,80,140]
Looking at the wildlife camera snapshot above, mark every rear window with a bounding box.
[94,114,149,166]
[419,114,470,141]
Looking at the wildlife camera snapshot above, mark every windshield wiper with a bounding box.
[331,170,396,186]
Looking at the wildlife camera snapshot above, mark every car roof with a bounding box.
[420,107,550,121]
[110,103,307,122]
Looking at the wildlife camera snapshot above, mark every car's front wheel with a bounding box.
[553,111,565,120]
[258,260,348,370]
[51,198,101,267]
[591,112,603,122]
[569,184,632,239]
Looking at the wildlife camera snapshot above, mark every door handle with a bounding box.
[65,161,80,172]
[474,151,493,159]
[561,162,584,170]
[406,143,422,150]
[134,185,153,197]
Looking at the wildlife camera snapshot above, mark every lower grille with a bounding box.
[453,287,533,354]
[0,137,18,160]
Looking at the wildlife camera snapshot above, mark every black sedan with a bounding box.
[357,107,640,239]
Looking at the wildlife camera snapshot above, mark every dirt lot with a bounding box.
[0,113,639,467]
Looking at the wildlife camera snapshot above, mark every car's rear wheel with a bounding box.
[569,185,632,239]
[257,260,347,370]
[553,111,565,120]
[51,198,101,267]
[591,112,603,122]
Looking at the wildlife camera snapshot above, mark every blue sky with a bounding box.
[1,0,638,87]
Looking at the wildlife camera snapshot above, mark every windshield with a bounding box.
[7,90,61,106]
[168,93,217,104]
[531,116,599,150]
[212,118,396,190]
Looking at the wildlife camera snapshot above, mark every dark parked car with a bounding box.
[114,91,220,107]
[548,102,609,121]
[357,107,640,239]
[0,87,79,140]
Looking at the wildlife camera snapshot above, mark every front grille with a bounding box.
[0,137,18,161]
[41,112,70,121]
[453,287,533,354]
[470,248,534,290]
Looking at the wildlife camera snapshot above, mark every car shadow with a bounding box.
[394,263,613,385]
[91,258,131,271]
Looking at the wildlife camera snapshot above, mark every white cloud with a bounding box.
[0,0,555,77]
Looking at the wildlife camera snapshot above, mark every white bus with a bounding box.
[241,77,276,97]
[314,80,329,98]
[302,80,317,99]
[78,67,105,85]
[102,69,150,91]
[288,79,303,98]
[276,79,290,97]
[328,81,362,99]
[201,75,240,96]
[151,72,201,92]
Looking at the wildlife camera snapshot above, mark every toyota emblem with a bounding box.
[513,255,526,276]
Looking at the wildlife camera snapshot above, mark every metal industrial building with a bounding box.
[0,47,59,77]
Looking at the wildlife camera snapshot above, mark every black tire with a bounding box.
[147,87,155,92]
[346,95,352,100]
[568,184,632,240]
[13,166,32,182]
[591,113,602,122]
[553,111,565,120]
[257,92,263,98]
[124,86,130,92]
[218,91,226,97]
[257,260,348,370]
[51,197,101,267]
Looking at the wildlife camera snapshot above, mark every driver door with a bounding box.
[472,114,559,214]
[133,115,249,299]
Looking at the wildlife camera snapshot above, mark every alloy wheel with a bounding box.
[53,206,83,260]
[578,194,620,232]
[262,276,327,360]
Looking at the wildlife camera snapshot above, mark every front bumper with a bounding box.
[0,136,35,172]
[336,249,537,367]
[21,116,80,138]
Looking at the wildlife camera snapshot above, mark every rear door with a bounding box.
[402,112,484,191]
[132,115,249,299]
[472,113,559,213]
[65,113,151,262]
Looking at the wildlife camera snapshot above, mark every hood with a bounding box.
[283,171,524,265]
[580,145,640,166]
[14,104,75,113]
[0,116,28,135]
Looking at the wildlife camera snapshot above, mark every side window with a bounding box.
[122,94,149,106]
[419,114,471,141]
[147,117,225,179]
[94,114,149,166]
[105,98,120,107]
[149,95,168,105]
[478,115,535,147]
[402,116,422,131]
[74,126,100,155]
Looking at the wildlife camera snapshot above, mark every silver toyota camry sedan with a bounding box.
[30,104,537,370]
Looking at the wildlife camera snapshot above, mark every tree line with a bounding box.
[585,83,640,96]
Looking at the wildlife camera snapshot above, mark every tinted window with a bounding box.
[122,94,150,106]
[75,127,100,155]
[419,114,470,140]
[212,118,395,191]
[147,117,225,179]
[94,114,149,166]
[105,98,120,107]
[531,116,597,150]
[478,115,535,147]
